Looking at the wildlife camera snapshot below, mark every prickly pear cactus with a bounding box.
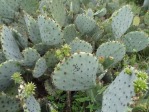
[19,0,39,15]
[94,8,107,17]
[122,31,149,52]
[50,0,66,26]
[69,37,93,53]
[0,93,21,112]
[0,0,16,22]
[96,41,126,65]
[52,52,98,91]
[23,95,41,112]
[75,14,96,34]
[111,5,133,38]
[24,13,41,44]
[38,15,64,45]
[101,67,137,112]
[20,48,40,67]
[12,29,28,49]
[0,60,21,91]
[63,24,78,43]
[1,26,23,60]
[33,57,47,78]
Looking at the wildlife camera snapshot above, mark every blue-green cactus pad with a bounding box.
[94,8,107,17]
[24,13,41,44]
[69,37,93,53]
[111,5,133,38]
[96,41,126,65]
[75,14,96,34]
[123,31,149,52]
[50,0,66,26]
[38,15,64,45]
[33,57,47,78]
[23,95,41,112]
[0,61,21,91]
[4,82,19,97]
[33,43,51,55]
[0,93,21,112]
[52,52,98,91]
[63,24,78,44]
[0,0,16,20]
[1,26,23,60]
[44,49,59,70]
[69,0,80,13]
[12,29,28,49]
[101,68,137,112]
[19,0,39,15]
[20,48,40,67]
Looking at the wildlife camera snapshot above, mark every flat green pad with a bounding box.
[123,31,149,52]
[33,57,47,78]
[0,93,21,112]
[12,29,28,49]
[96,41,126,64]
[50,0,66,26]
[69,38,93,53]
[75,14,96,34]
[33,43,51,55]
[23,95,41,112]
[1,26,23,60]
[38,15,64,45]
[101,68,137,112]
[0,0,16,20]
[20,48,40,67]
[52,52,98,91]
[19,0,39,15]
[24,13,41,44]
[63,24,78,43]
[44,49,59,70]
[0,61,21,91]
[111,5,133,38]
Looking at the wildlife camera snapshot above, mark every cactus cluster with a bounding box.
[0,0,149,112]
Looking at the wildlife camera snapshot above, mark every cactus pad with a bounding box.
[0,93,21,112]
[111,5,133,38]
[52,52,98,91]
[1,26,23,60]
[23,95,41,112]
[101,68,137,112]
[122,31,149,52]
[12,29,28,49]
[20,48,40,67]
[63,24,78,43]
[96,41,126,65]
[0,0,16,20]
[38,15,64,45]
[0,61,21,91]
[75,14,96,34]
[33,57,47,78]
[44,49,59,70]
[33,43,51,55]
[50,0,66,26]
[69,37,93,53]
[19,0,39,15]
[24,13,41,44]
